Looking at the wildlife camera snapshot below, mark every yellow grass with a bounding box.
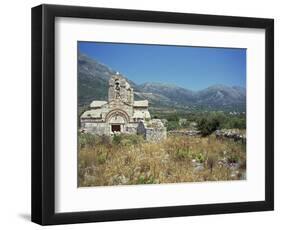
[78,134,246,187]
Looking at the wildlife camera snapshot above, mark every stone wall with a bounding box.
[126,123,138,134]
[145,127,167,142]
[136,121,146,136]
[215,129,246,143]
[81,122,110,135]
[137,120,167,142]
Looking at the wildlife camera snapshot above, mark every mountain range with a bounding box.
[78,52,246,112]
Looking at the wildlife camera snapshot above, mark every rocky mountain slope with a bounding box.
[78,53,246,112]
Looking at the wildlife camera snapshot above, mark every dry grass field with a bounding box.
[78,133,246,187]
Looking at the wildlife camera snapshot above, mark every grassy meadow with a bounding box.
[78,132,246,187]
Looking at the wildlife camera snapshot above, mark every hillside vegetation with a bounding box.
[78,133,246,187]
[78,52,246,112]
[162,111,246,133]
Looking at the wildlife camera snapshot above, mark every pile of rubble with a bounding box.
[168,130,201,136]
[168,129,246,143]
[215,129,246,143]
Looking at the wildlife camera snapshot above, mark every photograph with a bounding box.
[30,3,274,225]
[78,42,247,187]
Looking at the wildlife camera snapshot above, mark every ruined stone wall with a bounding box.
[136,121,167,142]
[126,123,138,134]
[81,122,110,135]
[136,121,146,136]
[145,128,167,142]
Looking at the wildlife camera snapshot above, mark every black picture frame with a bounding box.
[31,4,274,225]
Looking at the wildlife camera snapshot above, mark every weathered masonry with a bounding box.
[80,73,167,141]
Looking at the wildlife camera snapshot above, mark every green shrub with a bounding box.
[175,148,190,160]
[167,114,180,122]
[112,134,144,146]
[99,135,111,146]
[137,175,156,184]
[122,134,144,145]
[167,121,180,131]
[97,151,107,164]
[112,134,122,145]
[226,117,246,129]
[197,117,220,136]
[195,152,206,163]
[227,154,239,164]
[79,133,96,148]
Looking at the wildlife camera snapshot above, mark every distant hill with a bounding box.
[78,53,246,112]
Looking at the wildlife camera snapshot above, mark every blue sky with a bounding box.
[78,41,246,91]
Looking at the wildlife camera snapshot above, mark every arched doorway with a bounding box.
[105,110,129,133]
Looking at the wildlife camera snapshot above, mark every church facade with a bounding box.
[80,74,166,141]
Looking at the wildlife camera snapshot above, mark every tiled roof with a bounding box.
[133,110,151,119]
[81,109,102,118]
[90,101,107,108]
[133,100,148,107]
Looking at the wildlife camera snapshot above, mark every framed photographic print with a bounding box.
[31,4,274,225]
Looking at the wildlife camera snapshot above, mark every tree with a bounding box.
[167,120,180,131]
[167,114,180,122]
[197,117,220,136]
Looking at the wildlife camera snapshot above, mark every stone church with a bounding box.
[80,73,166,141]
